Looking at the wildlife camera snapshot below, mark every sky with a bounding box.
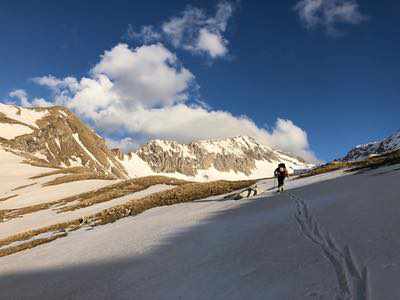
[0,0,399,162]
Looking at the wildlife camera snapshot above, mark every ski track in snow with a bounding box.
[288,191,369,300]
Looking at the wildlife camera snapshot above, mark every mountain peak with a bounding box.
[0,104,128,179]
[117,134,312,181]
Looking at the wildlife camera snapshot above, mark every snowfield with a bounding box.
[0,123,33,140]
[0,103,48,128]
[1,165,400,299]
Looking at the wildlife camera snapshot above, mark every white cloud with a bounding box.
[294,0,367,34]
[9,89,55,107]
[106,137,140,152]
[91,43,193,108]
[32,75,79,93]
[9,89,29,107]
[95,104,316,161]
[196,29,227,58]
[125,24,162,44]
[29,42,317,162]
[159,1,234,58]
[162,6,205,48]
[125,1,234,59]
[267,119,315,161]
[30,97,53,107]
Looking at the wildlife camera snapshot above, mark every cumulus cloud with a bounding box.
[9,89,52,107]
[195,29,227,58]
[127,1,235,59]
[29,42,316,162]
[9,89,29,107]
[294,0,367,34]
[91,43,193,108]
[96,104,316,162]
[162,1,234,57]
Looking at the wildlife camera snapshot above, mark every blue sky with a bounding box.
[0,0,399,162]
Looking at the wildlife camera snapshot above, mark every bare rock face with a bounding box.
[0,104,128,179]
[134,136,310,177]
[342,131,400,162]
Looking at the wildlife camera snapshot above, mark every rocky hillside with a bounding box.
[342,131,400,162]
[0,104,128,179]
[115,136,313,181]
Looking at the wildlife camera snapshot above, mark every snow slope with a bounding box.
[0,123,33,140]
[5,167,399,299]
[0,103,48,128]
[0,184,174,240]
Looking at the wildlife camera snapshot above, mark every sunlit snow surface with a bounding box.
[1,163,400,299]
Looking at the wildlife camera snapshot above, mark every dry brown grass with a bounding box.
[29,166,115,187]
[346,150,400,172]
[87,179,256,226]
[0,194,18,202]
[56,176,189,212]
[297,161,353,178]
[298,150,400,179]
[0,179,255,257]
[0,176,188,221]
[29,167,92,179]
[42,173,115,187]
[11,183,37,191]
[0,219,81,249]
[0,233,67,258]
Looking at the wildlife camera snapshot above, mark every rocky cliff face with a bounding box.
[118,136,313,181]
[342,131,400,162]
[0,104,128,179]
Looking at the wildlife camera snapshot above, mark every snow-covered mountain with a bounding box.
[0,103,128,179]
[0,103,312,181]
[114,136,313,181]
[342,131,400,162]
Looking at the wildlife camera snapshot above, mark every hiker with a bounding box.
[274,163,289,192]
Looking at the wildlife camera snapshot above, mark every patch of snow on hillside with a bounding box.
[119,153,155,178]
[55,138,61,149]
[59,111,68,118]
[198,139,245,156]
[0,123,33,140]
[0,103,48,128]
[68,156,83,167]
[0,149,55,194]
[72,133,101,166]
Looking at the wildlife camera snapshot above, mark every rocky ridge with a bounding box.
[342,131,400,161]
[117,136,313,180]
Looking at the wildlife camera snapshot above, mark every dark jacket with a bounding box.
[274,166,288,179]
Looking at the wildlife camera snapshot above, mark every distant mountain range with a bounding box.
[0,103,313,181]
[114,136,313,181]
[341,131,400,162]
